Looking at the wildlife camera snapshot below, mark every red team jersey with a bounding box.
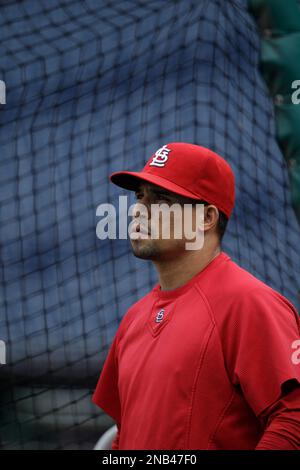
[93,252,300,449]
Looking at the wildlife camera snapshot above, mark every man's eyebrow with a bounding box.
[134,185,174,198]
[149,187,173,197]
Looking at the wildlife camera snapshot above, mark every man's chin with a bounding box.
[130,240,159,260]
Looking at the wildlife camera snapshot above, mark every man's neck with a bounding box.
[153,246,221,291]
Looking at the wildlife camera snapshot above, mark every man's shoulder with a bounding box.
[199,254,299,324]
[224,257,297,310]
[195,253,268,301]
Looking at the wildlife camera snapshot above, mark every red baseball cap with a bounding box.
[110,142,235,218]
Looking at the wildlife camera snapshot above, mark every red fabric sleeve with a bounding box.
[92,307,136,428]
[92,332,121,423]
[222,287,300,417]
[256,385,300,450]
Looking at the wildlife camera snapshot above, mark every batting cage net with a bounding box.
[0,0,300,450]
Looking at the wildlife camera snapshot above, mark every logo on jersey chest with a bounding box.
[149,145,172,167]
[155,309,165,323]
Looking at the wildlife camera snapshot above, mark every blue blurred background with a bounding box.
[0,0,300,449]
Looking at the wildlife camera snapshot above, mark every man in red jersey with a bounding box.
[93,142,300,450]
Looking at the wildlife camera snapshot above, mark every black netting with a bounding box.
[0,0,300,450]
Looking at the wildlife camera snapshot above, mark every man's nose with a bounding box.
[132,199,150,218]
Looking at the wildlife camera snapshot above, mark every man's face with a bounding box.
[129,182,202,260]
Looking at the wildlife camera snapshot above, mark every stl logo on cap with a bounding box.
[149,144,172,168]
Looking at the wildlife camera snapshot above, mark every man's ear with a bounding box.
[203,205,219,232]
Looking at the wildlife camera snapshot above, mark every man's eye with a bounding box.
[135,193,143,200]
[156,198,171,204]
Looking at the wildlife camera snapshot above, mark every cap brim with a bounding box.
[110,170,202,200]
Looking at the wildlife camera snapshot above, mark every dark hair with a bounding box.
[217,210,228,241]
